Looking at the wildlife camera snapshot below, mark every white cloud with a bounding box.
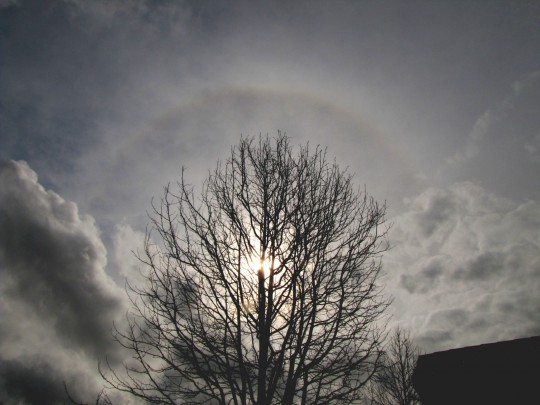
[386,182,540,353]
[111,222,146,286]
[0,160,127,404]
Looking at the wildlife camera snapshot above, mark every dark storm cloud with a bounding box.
[0,160,125,403]
[0,360,66,405]
[0,160,122,352]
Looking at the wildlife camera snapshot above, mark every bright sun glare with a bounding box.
[245,256,272,279]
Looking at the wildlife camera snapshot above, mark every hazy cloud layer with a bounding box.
[3,0,539,209]
[452,71,540,162]
[2,0,540,401]
[387,182,540,352]
[0,160,125,404]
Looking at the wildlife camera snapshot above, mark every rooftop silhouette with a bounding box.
[412,335,540,404]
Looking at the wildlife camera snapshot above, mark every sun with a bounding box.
[244,256,272,279]
[237,255,268,313]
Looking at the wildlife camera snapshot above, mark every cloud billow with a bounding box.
[0,160,125,404]
[387,182,540,352]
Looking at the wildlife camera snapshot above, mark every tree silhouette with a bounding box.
[368,328,421,405]
[103,134,390,405]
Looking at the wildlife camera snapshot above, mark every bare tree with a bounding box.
[368,328,421,405]
[64,384,114,405]
[103,134,390,405]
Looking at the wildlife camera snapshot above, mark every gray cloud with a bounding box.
[428,308,470,329]
[0,160,126,404]
[452,252,505,281]
[73,88,417,227]
[451,70,540,163]
[387,182,540,352]
[414,330,455,353]
[443,70,540,200]
[4,0,540,205]
[400,255,446,294]
[0,360,66,405]
[2,0,540,397]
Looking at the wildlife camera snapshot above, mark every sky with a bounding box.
[1,0,540,403]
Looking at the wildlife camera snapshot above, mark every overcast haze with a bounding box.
[1,0,540,403]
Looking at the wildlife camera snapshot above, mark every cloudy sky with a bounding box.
[1,0,540,403]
